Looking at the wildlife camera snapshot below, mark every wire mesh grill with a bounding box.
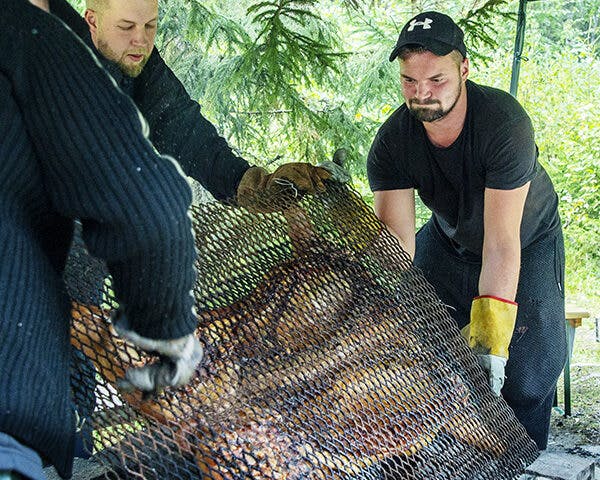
[65,183,538,479]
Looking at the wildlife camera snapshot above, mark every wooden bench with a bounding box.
[554,306,591,416]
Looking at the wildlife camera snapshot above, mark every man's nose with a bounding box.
[130,27,148,46]
[414,83,431,101]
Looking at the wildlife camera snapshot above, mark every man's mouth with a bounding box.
[411,100,439,107]
[126,54,145,62]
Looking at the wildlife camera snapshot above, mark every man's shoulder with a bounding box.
[1,2,83,59]
[377,104,412,140]
[48,0,89,38]
[467,80,529,121]
[134,48,180,92]
[369,104,422,167]
[2,0,36,32]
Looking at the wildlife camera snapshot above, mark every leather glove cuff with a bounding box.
[236,163,331,212]
[236,166,270,202]
[316,160,351,183]
[113,319,196,358]
[468,295,517,358]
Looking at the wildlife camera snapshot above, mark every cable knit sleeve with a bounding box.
[8,6,197,339]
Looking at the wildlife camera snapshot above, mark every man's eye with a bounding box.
[118,25,134,31]
[146,24,157,30]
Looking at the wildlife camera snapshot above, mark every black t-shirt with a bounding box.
[367,80,560,257]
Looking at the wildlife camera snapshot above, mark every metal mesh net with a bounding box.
[65,183,539,479]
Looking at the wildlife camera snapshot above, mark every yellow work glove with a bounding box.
[461,295,518,395]
[236,163,331,213]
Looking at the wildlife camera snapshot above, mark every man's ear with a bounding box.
[84,9,98,34]
[461,58,470,81]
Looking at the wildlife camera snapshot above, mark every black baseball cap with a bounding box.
[389,11,467,62]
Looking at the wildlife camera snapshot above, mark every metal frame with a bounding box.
[509,0,530,97]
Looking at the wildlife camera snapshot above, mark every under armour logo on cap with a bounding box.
[389,11,467,61]
[407,18,433,32]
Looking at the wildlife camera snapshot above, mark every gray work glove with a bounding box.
[112,315,203,394]
[475,354,507,396]
[317,148,352,183]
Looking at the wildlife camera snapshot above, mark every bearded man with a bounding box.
[49,0,333,204]
[367,11,566,450]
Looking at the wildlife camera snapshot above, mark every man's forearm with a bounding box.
[479,245,521,301]
[373,189,416,259]
[384,225,415,259]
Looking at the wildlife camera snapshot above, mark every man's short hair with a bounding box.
[86,0,108,11]
[396,45,464,66]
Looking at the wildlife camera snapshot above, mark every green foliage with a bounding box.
[150,0,518,170]
[458,0,515,63]
[524,0,600,55]
[64,0,600,309]
[66,0,84,12]
[246,0,343,83]
[476,48,600,309]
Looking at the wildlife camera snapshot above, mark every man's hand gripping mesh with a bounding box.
[462,296,517,396]
[112,312,203,394]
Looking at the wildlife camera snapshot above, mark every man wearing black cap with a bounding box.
[368,11,566,450]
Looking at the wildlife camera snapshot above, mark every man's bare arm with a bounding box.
[479,183,531,300]
[373,188,416,258]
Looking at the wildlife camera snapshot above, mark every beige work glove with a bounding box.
[236,162,332,213]
[461,295,518,395]
[112,313,203,394]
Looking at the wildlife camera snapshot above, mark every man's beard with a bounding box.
[408,81,462,123]
[97,39,149,78]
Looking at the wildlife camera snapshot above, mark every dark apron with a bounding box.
[413,218,567,449]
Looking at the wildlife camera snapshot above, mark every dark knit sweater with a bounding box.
[1,1,197,475]
[49,0,252,202]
